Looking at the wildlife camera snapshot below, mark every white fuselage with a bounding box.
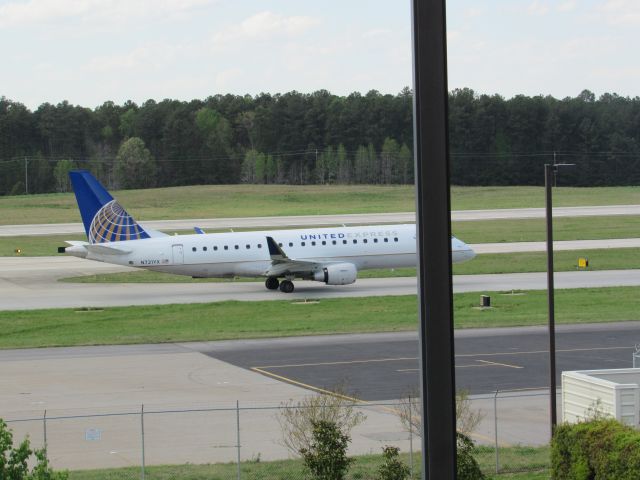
[77,224,475,279]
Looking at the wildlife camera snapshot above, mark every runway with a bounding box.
[1,204,639,237]
[1,255,640,310]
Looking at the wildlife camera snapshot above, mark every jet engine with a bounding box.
[314,263,357,285]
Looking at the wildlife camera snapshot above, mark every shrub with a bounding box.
[552,418,640,479]
[276,389,366,455]
[456,432,486,480]
[377,446,410,480]
[396,389,484,437]
[0,418,68,479]
[300,420,353,480]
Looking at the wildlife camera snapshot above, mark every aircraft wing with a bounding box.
[264,236,326,276]
[264,236,358,285]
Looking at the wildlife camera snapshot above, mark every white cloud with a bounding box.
[527,1,550,16]
[557,1,578,13]
[362,28,391,39]
[0,0,215,28]
[83,43,181,73]
[212,11,320,48]
[215,68,243,90]
[597,0,640,26]
[463,7,484,19]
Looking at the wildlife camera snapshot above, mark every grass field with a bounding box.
[454,215,640,243]
[65,448,550,479]
[4,214,640,257]
[1,287,638,349]
[1,184,640,226]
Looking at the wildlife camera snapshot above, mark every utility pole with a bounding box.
[24,157,29,194]
[545,163,557,430]
[545,161,574,434]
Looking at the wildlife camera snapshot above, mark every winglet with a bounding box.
[266,236,288,260]
[194,227,205,235]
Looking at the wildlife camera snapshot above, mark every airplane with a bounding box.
[61,170,476,293]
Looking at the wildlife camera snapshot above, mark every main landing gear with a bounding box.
[265,276,279,290]
[279,280,294,293]
[265,276,295,293]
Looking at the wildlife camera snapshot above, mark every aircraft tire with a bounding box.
[279,280,294,293]
[265,277,280,290]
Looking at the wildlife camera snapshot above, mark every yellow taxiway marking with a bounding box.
[250,366,400,415]
[254,345,631,371]
[475,359,523,369]
[397,359,523,371]
[254,357,418,370]
[396,360,524,373]
[251,365,504,445]
[455,345,631,358]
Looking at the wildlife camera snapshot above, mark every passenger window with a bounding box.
[384,238,389,243]
[224,246,228,250]
[332,240,337,245]
[257,244,262,249]
[311,241,316,246]
[235,245,239,250]
[246,244,250,249]
[278,243,283,247]
[192,247,196,252]
[394,237,398,242]
[363,239,368,244]
[213,246,218,251]
[343,240,347,244]
[322,240,326,245]
[289,242,293,247]
[301,242,306,246]
[374,238,378,243]
[353,239,357,244]
[203,246,207,251]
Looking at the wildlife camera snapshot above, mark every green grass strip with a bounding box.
[64,448,548,479]
[2,184,640,226]
[1,288,639,349]
[454,215,640,244]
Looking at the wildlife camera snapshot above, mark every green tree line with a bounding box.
[1,88,639,195]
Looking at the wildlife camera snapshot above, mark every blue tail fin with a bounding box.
[69,170,150,244]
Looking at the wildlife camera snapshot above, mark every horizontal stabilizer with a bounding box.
[86,244,132,255]
[138,225,168,238]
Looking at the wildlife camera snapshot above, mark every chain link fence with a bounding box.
[4,391,554,479]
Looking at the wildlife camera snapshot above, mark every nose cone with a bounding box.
[451,236,476,263]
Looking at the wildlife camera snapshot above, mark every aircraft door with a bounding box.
[172,244,184,264]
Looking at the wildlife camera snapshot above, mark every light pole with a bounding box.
[545,162,574,433]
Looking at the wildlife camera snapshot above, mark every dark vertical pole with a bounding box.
[412,0,457,478]
[545,164,557,430]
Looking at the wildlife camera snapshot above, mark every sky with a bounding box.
[1,0,639,110]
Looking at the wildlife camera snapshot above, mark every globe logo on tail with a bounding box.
[88,200,149,244]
